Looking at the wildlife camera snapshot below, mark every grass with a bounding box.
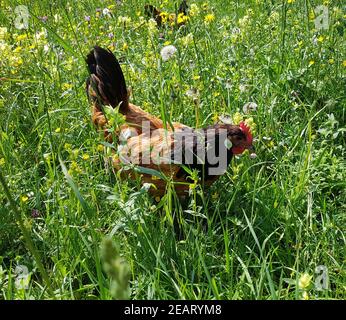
[0,0,345,300]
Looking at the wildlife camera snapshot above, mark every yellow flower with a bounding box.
[122,42,128,51]
[0,158,5,166]
[193,75,200,81]
[204,13,215,24]
[212,113,219,123]
[82,153,90,160]
[212,192,219,200]
[180,33,194,47]
[148,18,158,32]
[317,35,324,43]
[97,144,104,152]
[189,183,197,190]
[62,83,72,91]
[55,127,61,133]
[298,273,312,290]
[189,4,200,16]
[0,27,8,40]
[239,15,251,28]
[20,195,29,203]
[14,57,23,67]
[287,0,295,3]
[232,112,243,125]
[177,13,189,25]
[155,196,161,202]
[202,2,209,11]
[268,140,275,148]
[16,34,28,41]
[163,40,171,46]
[72,149,79,158]
[168,13,176,23]
[328,58,334,64]
[343,60,346,67]
[69,160,82,174]
[308,60,315,66]
[159,11,168,23]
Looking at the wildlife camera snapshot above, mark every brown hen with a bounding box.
[86,46,254,197]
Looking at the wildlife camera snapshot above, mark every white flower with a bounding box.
[239,15,250,28]
[219,115,233,125]
[103,8,110,16]
[186,88,199,99]
[160,45,177,62]
[232,27,241,34]
[54,14,62,23]
[0,27,7,40]
[239,83,247,92]
[243,102,258,113]
[250,153,257,159]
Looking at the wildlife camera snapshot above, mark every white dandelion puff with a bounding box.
[186,88,199,99]
[225,81,232,90]
[103,8,110,16]
[219,115,233,125]
[243,102,258,113]
[239,84,247,92]
[160,45,177,62]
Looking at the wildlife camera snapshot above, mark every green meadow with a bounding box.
[0,0,345,299]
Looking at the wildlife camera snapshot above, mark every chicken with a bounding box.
[86,46,254,197]
[144,0,189,28]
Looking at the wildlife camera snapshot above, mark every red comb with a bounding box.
[239,121,253,144]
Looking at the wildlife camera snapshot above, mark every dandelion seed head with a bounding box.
[102,8,110,16]
[243,102,258,113]
[160,45,177,61]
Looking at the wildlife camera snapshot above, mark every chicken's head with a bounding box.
[226,122,254,155]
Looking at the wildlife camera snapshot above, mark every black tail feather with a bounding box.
[86,46,128,112]
[144,4,162,27]
[178,0,188,15]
